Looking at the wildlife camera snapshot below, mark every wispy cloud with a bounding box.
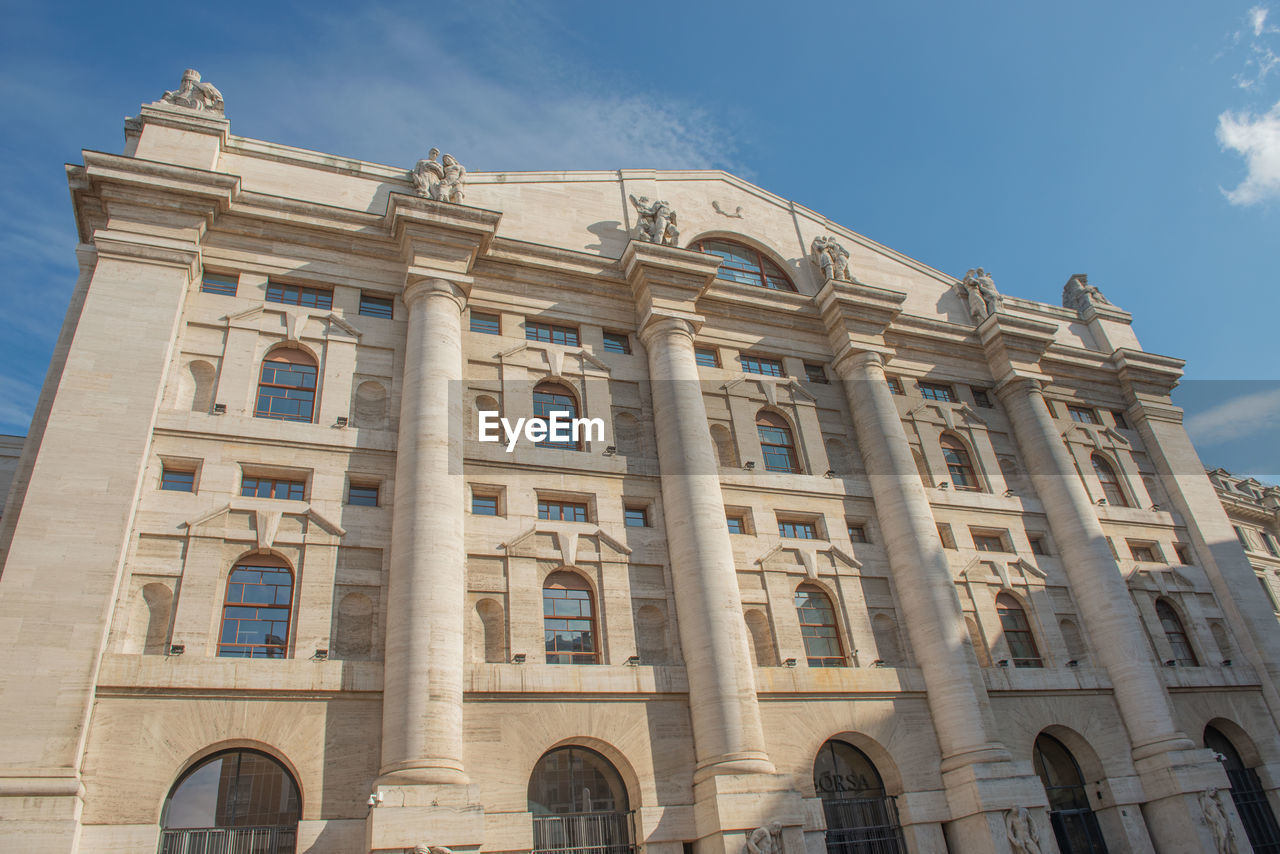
[1235,5,1280,89]
[1185,384,1280,445]
[1217,99,1280,204]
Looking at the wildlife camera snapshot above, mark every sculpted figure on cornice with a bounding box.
[629,195,679,245]
[744,821,783,854]
[1062,273,1111,314]
[810,235,852,282]
[1004,806,1043,854]
[957,267,1003,321]
[161,69,224,114]
[413,148,467,204]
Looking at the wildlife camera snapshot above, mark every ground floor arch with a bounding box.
[813,738,905,854]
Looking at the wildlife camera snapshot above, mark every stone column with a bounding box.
[816,280,1048,852]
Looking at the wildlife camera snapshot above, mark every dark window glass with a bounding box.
[526,321,579,346]
[919,382,955,402]
[472,495,498,516]
[471,312,500,334]
[532,382,580,450]
[200,275,238,296]
[543,572,598,664]
[691,239,796,291]
[1069,405,1101,425]
[1029,536,1048,556]
[358,293,393,319]
[941,435,979,490]
[539,501,588,522]
[996,593,1042,667]
[1033,734,1109,854]
[779,520,818,539]
[624,507,648,527]
[241,477,306,501]
[973,533,1007,552]
[886,376,904,395]
[757,411,801,473]
[694,347,719,367]
[265,282,332,309]
[1092,455,1129,506]
[162,749,300,837]
[254,351,317,423]
[1265,534,1280,558]
[804,363,828,383]
[1157,599,1198,666]
[847,525,868,543]
[1112,409,1130,429]
[161,468,195,492]
[1130,544,1158,562]
[348,485,378,506]
[528,746,628,814]
[973,389,993,408]
[795,585,845,667]
[741,354,785,377]
[603,332,631,354]
[218,558,293,658]
[726,516,745,534]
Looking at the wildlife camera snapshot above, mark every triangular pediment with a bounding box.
[501,524,632,562]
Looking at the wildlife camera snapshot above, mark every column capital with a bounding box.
[403,275,471,312]
[621,239,718,335]
[992,373,1045,403]
[975,311,1056,384]
[387,193,502,279]
[90,229,202,280]
[814,279,905,361]
[830,348,885,379]
[635,314,697,350]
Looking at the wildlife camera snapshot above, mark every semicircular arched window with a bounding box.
[813,739,905,852]
[543,571,599,665]
[1033,733,1108,853]
[255,348,317,423]
[218,555,294,659]
[794,584,846,668]
[691,239,796,292]
[757,411,801,473]
[1156,599,1198,666]
[528,746,632,854]
[161,749,300,852]
[533,381,581,451]
[940,434,980,491]
[1205,724,1280,849]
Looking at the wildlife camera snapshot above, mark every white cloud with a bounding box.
[1185,385,1280,445]
[1217,99,1280,204]
[1251,5,1270,36]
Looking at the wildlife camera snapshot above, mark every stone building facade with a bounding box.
[2,74,1280,854]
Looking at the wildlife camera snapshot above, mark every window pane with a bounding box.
[847,525,867,543]
[624,507,647,527]
[200,275,237,296]
[161,469,195,492]
[920,382,954,402]
[526,321,579,346]
[266,282,332,309]
[348,485,379,506]
[741,355,784,377]
[804,364,828,383]
[694,347,719,367]
[359,294,394,319]
[472,495,498,515]
[471,312,500,334]
[603,332,631,354]
[726,516,744,534]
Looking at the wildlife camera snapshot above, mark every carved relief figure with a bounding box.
[1062,273,1111,313]
[161,69,225,114]
[957,267,1003,321]
[629,195,679,245]
[1005,806,1043,854]
[1200,789,1237,853]
[810,236,852,282]
[411,846,454,854]
[413,149,466,203]
[412,149,443,197]
[745,821,783,854]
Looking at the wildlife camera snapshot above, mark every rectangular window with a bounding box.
[972,389,993,408]
[359,293,394,319]
[241,476,305,501]
[1028,534,1048,556]
[348,484,379,506]
[1235,526,1252,550]
[1264,533,1280,558]
[160,467,195,492]
[603,332,632,354]
[539,500,588,522]
[741,354,784,377]
[972,532,1008,553]
[1129,542,1158,562]
[1260,575,1280,612]
[526,321,579,346]
[847,524,868,543]
[694,347,720,367]
[778,520,818,539]
[1112,409,1130,429]
[200,274,238,296]
[886,376,904,395]
[919,382,955,402]
[938,523,957,549]
[804,363,828,384]
[472,494,499,516]
[1068,405,1101,425]
[624,506,649,527]
[726,515,745,534]
[470,312,501,335]
[266,281,333,310]
[1174,543,1193,565]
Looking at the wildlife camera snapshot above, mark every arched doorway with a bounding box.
[1205,724,1280,851]
[159,748,300,853]
[528,746,633,854]
[1033,733,1107,853]
[813,739,905,853]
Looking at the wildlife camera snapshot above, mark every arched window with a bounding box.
[529,746,632,854]
[813,740,905,853]
[218,555,293,658]
[1091,454,1128,507]
[533,381,581,450]
[161,749,300,853]
[1033,734,1108,853]
[691,238,796,291]
[940,434,980,491]
[757,411,801,473]
[543,571,598,664]
[996,592,1042,668]
[795,585,845,667]
[254,348,317,423]
[1205,724,1280,850]
[1156,599,1198,666]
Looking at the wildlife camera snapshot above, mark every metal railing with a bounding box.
[158,825,296,854]
[533,810,635,854]
[821,797,906,854]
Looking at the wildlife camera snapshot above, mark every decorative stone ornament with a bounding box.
[412,148,466,203]
[1062,273,1111,314]
[1200,789,1237,853]
[629,195,679,245]
[161,69,225,114]
[957,267,1003,321]
[744,821,783,854]
[1004,806,1043,854]
[810,236,852,282]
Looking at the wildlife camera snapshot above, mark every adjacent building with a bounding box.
[2,72,1279,854]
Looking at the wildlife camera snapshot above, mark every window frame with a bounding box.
[1068,405,1102,425]
[358,292,394,319]
[740,354,785,377]
[995,592,1043,668]
[624,505,649,527]
[347,483,379,507]
[538,500,589,522]
[532,381,582,451]
[847,524,869,544]
[972,388,994,408]
[254,348,318,424]
[886,376,904,396]
[217,556,294,659]
[971,530,1009,553]
[756,411,802,473]
[941,434,981,491]
[240,475,307,501]
[602,331,632,355]
[803,363,828,384]
[470,311,501,335]
[471,494,499,516]
[690,238,797,292]
[778,518,819,540]
[200,273,238,296]
[794,584,846,667]
[1091,454,1129,507]
[160,464,197,493]
[1156,598,1199,666]
[265,281,333,310]
[694,346,720,367]
[526,320,580,347]
[543,571,600,665]
[726,514,746,535]
[919,381,956,402]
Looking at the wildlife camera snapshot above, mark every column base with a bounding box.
[1133,747,1243,854]
[366,782,485,853]
[0,776,84,854]
[940,757,1054,853]
[689,772,806,854]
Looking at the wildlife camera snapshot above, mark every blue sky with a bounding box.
[1,1,1277,473]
